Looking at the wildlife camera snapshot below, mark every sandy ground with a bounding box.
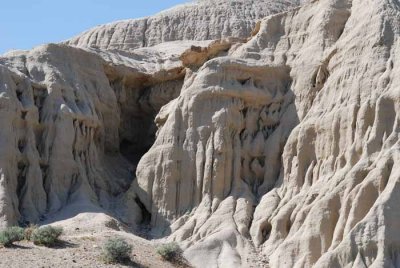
[0,211,190,268]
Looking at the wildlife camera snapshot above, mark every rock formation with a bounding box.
[65,0,302,52]
[1,0,400,267]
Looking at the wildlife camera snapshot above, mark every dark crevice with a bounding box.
[286,219,292,234]
[16,90,23,102]
[135,197,151,225]
[32,86,48,121]
[260,222,272,244]
[16,162,27,199]
[21,111,27,120]
[16,160,28,224]
[40,163,50,212]
[120,139,152,168]
[18,139,26,153]
[238,77,251,85]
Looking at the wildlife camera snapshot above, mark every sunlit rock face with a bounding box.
[65,0,302,52]
[0,0,299,239]
[2,0,400,267]
[134,0,400,267]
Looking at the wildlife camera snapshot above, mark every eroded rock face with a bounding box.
[134,0,400,267]
[1,0,399,267]
[0,39,216,227]
[136,58,296,224]
[0,45,131,226]
[65,0,301,52]
[134,58,298,267]
[0,0,299,230]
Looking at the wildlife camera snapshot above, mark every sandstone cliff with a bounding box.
[134,0,400,266]
[1,0,399,267]
[65,0,301,52]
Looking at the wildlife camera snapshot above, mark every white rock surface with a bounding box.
[1,0,399,267]
[65,0,301,52]
[0,0,299,235]
[134,0,400,267]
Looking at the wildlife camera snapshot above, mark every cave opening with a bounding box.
[108,74,183,227]
[119,139,149,166]
[118,111,158,175]
[115,78,183,171]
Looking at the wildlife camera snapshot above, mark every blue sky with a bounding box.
[0,0,190,54]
